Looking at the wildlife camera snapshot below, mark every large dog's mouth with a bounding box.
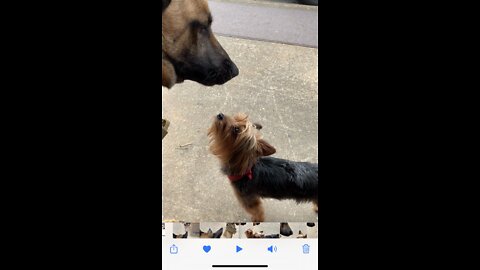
[168,56,239,86]
[178,65,238,86]
[175,74,184,83]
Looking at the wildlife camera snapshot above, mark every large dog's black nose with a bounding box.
[217,113,224,120]
[225,60,239,78]
[223,60,239,78]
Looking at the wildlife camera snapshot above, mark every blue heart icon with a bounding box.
[203,245,211,253]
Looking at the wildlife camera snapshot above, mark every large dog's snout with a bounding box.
[204,59,239,86]
[216,59,239,84]
[217,113,224,120]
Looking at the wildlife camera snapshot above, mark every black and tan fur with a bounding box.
[208,113,318,222]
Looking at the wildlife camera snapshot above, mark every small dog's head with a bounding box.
[225,223,237,233]
[245,228,265,238]
[244,229,255,238]
[208,113,276,175]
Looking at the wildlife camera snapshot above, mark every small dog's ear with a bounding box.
[257,139,276,156]
[253,123,263,130]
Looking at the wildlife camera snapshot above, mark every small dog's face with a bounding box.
[244,229,254,238]
[245,228,265,238]
[208,113,276,174]
[226,223,237,233]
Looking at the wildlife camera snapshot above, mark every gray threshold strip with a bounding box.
[209,0,318,48]
[214,33,318,49]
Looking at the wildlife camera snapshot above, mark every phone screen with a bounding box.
[162,1,318,269]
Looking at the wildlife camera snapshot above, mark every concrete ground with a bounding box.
[162,1,317,222]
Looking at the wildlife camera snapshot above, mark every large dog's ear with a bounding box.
[162,0,171,13]
[257,139,276,157]
[162,59,176,88]
[162,0,175,88]
[213,228,223,238]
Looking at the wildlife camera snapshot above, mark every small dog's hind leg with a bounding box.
[233,189,265,222]
[240,196,265,222]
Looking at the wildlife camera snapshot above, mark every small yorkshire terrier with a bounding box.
[244,228,280,239]
[223,223,237,238]
[244,228,265,238]
[208,113,318,222]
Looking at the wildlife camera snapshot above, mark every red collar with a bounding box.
[228,168,253,182]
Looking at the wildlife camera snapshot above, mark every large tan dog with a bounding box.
[162,0,239,88]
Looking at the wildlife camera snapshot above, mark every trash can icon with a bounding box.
[302,244,310,254]
[170,244,178,254]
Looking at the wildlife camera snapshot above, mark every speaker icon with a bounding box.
[267,245,277,253]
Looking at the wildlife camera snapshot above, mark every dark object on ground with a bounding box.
[162,119,170,140]
[298,0,318,5]
[280,222,293,237]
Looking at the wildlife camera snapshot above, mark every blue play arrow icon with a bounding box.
[236,246,243,253]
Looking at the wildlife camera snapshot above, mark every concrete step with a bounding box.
[209,0,318,48]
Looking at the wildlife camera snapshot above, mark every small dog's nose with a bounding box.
[217,113,224,120]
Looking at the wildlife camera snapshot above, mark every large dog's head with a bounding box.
[162,0,239,88]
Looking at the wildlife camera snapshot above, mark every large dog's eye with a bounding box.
[191,21,209,35]
[199,25,208,35]
[233,127,240,134]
